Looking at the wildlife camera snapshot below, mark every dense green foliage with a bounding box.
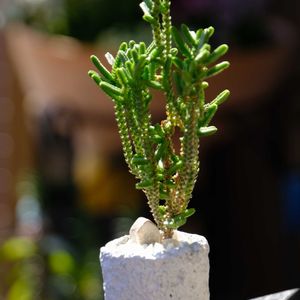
[10,0,139,42]
[0,237,102,300]
[89,0,230,238]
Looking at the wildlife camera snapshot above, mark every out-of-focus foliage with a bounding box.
[0,236,103,300]
[7,0,273,46]
[8,0,140,42]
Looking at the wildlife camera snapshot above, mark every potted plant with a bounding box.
[89,0,230,299]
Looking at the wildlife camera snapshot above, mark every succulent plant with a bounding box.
[89,0,230,239]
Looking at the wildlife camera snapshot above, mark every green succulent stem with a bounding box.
[114,102,134,170]
[89,0,230,239]
[161,0,172,58]
[151,0,163,48]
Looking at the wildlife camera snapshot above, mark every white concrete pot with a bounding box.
[100,219,210,300]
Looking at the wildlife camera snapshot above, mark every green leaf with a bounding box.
[140,0,156,24]
[116,68,130,85]
[131,154,148,166]
[143,14,155,24]
[158,205,166,216]
[129,39,136,48]
[135,54,147,73]
[139,42,147,55]
[157,172,164,181]
[196,28,203,40]
[198,26,214,49]
[125,60,134,76]
[206,61,230,78]
[88,70,101,85]
[171,154,180,163]
[160,190,168,200]
[115,50,129,65]
[164,215,187,229]
[206,26,215,38]
[171,26,192,58]
[164,208,196,229]
[136,178,153,189]
[167,160,183,175]
[198,126,218,137]
[148,61,157,80]
[119,42,128,51]
[139,163,152,173]
[204,44,229,65]
[182,208,196,218]
[202,43,211,52]
[148,46,164,61]
[155,142,167,160]
[146,40,156,55]
[181,70,192,85]
[142,66,150,81]
[90,55,114,82]
[163,56,172,75]
[211,89,230,106]
[146,80,163,90]
[173,71,183,95]
[165,179,176,187]
[143,0,153,9]
[129,47,139,64]
[181,24,197,47]
[200,104,218,127]
[154,123,164,136]
[144,93,152,106]
[100,81,124,100]
[195,49,210,64]
[172,57,184,70]
[152,134,163,143]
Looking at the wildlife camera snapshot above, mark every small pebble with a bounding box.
[129,217,161,245]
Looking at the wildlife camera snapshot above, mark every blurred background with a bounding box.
[0,0,299,299]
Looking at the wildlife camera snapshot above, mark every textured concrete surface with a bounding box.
[100,231,210,300]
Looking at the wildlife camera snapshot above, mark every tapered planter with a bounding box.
[100,224,210,300]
